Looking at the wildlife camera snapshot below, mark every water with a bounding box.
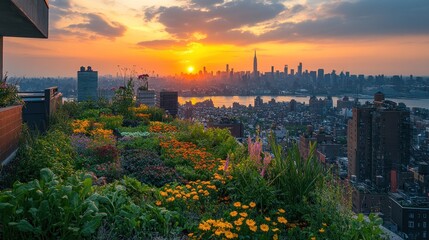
[179,96,429,109]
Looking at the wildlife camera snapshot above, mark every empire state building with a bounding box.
[253,50,258,79]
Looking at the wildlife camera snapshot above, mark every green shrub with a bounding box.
[0,169,106,239]
[79,109,100,120]
[13,129,75,182]
[228,157,277,211]
[99,115,123,130]
[176,123,238,159]
[269,140,325,205]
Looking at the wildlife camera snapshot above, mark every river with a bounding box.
[179,96,429,109]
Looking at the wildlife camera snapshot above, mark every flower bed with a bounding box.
[0,101,386,240]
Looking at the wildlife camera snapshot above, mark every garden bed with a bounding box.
[0,105,22,164]
[0,101,386,240]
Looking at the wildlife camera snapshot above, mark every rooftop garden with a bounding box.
[0,82,385,239]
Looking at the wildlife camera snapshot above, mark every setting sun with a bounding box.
[187,66,195,73]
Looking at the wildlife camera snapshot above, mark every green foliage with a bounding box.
[0,75,22,107]
[121,149,182,187]
[0,169,106,239]
[0,169,181,240]
[344,213,385,240]
[269,139,325,204]
[119,135,160,153]
[95,178,180,239]
[175,165,201,181]
[13,130,75,183]
[99,115,123,130]
[176,123,239,159]
[112,79,135,119]
[228,159,277,210]
[80,109,100,121]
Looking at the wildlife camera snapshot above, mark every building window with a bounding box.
[409,221,414,228]
[409,213,415,219]
[424,214,427,219]
[424,222,427,229]
[424,231,427,238]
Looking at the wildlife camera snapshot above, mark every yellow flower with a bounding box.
[188,233,194,237]
[278,208,286,213]
[230,211,238,217]
[198,222,211,231]
[235,227,241,231]
[233,202,241,208]
[260,224,269,232]
[215,229,223,236]
[249,225,257,232]
[249,202,256,208]
[277,216,288,224]
[319,228,325,233]
[265,217,271,221]
[166,197,175,202]
[193,195,199,200]
[225,231,234,239]
[246,219,256,226]
[311,237,316,240]
[160,191,168,197]
[322,223,327,227]
[234,219,243,226]
[155,200,162,206]
[273,228,279,232]
[273,234,278,240]
[242,205,249,209]
[239,212,248,218]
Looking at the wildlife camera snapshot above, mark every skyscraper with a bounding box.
[77,66,98,102]
[298,62,303,76]
[159,91,178,117]
[253,51,258,79]
[348,92,410,190]
[284,65,288,76]
[317,69,324,82]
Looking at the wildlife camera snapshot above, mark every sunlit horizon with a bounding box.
[3,0,429,77]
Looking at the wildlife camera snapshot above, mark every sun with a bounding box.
[187,66,195,73]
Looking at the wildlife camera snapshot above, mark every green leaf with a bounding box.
[80,218,102,236]
[10,219,35,232]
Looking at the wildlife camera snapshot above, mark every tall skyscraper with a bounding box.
[284,65,288,76]
[298,62,303,76]
[253,51,258,79]
[348,92,410,190]
[159,91,178,117]
[77,66,98,102]
[317,69,324,82]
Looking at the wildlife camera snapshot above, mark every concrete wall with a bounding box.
[0,0,49,38]
[0,105,22,164]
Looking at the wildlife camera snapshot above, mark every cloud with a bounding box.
[137,39,185,49]
[140,0,429,47]
[190,0,224,8]
[50,0,72,9]
[68,13,127,38]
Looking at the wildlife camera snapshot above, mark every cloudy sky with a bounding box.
[4,0,429,77]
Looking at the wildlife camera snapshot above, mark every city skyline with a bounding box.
[3,0,429,77]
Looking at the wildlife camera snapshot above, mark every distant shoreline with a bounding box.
[179,94,428,100]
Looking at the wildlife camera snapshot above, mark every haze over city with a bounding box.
[4,0,429,77]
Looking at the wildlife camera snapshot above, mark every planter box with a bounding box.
[0,105,22,164]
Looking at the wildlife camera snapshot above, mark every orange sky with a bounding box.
[4,0,429,77]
